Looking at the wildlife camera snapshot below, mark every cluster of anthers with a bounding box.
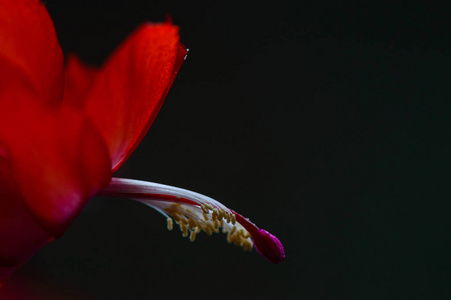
[100,178,285,264]
[165,202,253,251]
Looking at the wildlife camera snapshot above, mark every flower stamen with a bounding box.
[166,218,173,231]
[99,177,285,263]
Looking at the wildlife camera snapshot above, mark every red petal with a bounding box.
[63,55,100,110]
[0,153,52,271]
[0,99,112,237]
[63,24,187,171]
[0,0,63,106]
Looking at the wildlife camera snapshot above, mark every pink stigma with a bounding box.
[231,210,285,264]
[252,229,285,264]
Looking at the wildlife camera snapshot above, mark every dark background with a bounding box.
[1,0,449,299]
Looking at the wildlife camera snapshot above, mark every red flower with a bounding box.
[0,0,284,284]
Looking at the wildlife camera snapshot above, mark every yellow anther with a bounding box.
[242,240,252,252]
[188,218,196,229]
[201,204,209,214]
[205,204,214,210]
[181,224,188,237]
[227,234,233,244]
[231,214,236,225]
[203,212,209,221]
[172,214,181,222]
[241,230,250,238]
[206,222,217,233]
[205,226,212,236]
[180,217,188,225]
[190,231,196,242]
[211,210,217,221]
[214,219,219,229]
[167,218,173,231]
[225,213,231,223]
[229,226,237,236]
[217,209,224,220]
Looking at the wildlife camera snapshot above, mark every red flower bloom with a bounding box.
[0,0,284,285]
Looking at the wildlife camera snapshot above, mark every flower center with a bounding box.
[99,177,285,263]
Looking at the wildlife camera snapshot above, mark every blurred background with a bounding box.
[1,0,449,298]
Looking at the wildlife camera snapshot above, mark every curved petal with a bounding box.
[63,55,100,110]
[0,99,112,237]
[63,23,187,171]
[0,0,63,106]
[0,152,52,274]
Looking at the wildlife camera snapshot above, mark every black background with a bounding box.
[1,0,450,299]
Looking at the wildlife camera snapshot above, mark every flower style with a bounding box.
[0,0,284,284]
